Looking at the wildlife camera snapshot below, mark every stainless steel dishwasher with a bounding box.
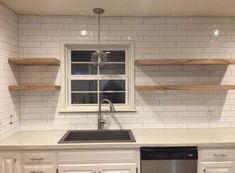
[141,147,198,173]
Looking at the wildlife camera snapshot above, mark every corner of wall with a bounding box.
[0,2,20,140]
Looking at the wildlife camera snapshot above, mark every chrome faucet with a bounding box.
[98,98,115,131]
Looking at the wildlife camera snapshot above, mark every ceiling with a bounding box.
[1,0,235,16]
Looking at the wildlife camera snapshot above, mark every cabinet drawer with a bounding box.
[200,149,235,161]
[22,165,56,173]
[23,152,56,165]
[58,149,138,164]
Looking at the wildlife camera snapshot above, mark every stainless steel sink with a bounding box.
[58,130,136,143]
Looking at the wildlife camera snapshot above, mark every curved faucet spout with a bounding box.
[98,98,115,131]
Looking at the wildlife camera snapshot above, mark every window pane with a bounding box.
[100,80,125,92]
[103,51,125,62]
[72,93,97,104]
[71,80,97,91]
[99,64,125,75]
[100,93,125,104]
[71,51,95,62]
[71,64,98,75]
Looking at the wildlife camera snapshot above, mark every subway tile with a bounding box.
[15,14,235,130]
[52,17,75,24]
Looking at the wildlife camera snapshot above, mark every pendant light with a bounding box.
[91,8,107,65]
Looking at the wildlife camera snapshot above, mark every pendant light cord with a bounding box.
[92,8,106,65]
[98,12,101,52]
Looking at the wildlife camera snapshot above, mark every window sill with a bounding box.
[59,107,137,113]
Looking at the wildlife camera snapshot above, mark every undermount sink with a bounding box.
[58,130,136,143]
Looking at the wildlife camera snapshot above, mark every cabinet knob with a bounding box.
[203,169,206,173]
[30,172,44,173]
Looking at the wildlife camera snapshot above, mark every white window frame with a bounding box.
[60,41,135,112]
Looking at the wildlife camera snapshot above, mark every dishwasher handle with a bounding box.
[141,147,198,160]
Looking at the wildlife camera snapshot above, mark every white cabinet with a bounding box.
[200,162,235,173]
[58,163,136,173]
[22,152,57,173]
[0,149,139,173]
[58,150,138,173]
[199,149,235,173]
[204,168,232,173]
[23,165,56,173]
[22,152,57,165]
[0,153,20,173]
[59,164,97,173]
[99,163,136,173]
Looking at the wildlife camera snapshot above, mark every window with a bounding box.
[61,42,135,112]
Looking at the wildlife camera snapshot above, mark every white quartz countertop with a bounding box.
[1,128,235,150]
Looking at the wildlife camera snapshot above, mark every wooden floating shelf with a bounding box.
[8,58,60,66]
[9,84,61,91]
[135,84,235,91]
[135,59,235,66]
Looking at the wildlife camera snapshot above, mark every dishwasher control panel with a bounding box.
[141,147,198,160]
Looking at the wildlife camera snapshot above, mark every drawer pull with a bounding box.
[203,169,206,173]
[30,172,44,173]
[30,158,44,161]
[214,154,227,157]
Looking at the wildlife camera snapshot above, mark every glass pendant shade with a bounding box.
[91,50,107,65]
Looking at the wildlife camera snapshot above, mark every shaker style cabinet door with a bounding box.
[203,168,232,173]
[200,162,235,173]
[0,153,20,173]
[22,165,56,173]
[58,164,97,173]
[98,163,137,173]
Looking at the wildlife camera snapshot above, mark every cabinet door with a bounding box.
[204,168,232,173]
[0,153,20,173]
[98,163,136,173]
[200,162,235,173]
[22,165,56,173]
[58,164,97,173]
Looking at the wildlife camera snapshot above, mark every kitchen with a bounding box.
[1,0,235,172]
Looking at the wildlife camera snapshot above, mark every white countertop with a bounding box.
[1,128,235,150]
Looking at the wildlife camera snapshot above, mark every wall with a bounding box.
[18,15,235,130]
[0,3,19,139]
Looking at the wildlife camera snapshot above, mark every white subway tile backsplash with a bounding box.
[13,14,235,131]
[133,24,155,30]
[121,18,143,24]
[159,30,182,36]
[52,17,75,24]
[143,17,166,24]
[0,3,19,140]
[188,17,211,24]
[166,17,188,24]
[28,16,52,24]
[41,23,64,30]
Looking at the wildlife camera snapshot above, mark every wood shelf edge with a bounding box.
[135,59,235,65]
[135,84,235,91]
[9,84,61,91]
[8,58,60,66]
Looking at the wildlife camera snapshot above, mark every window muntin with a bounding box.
[69,49,128,107]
